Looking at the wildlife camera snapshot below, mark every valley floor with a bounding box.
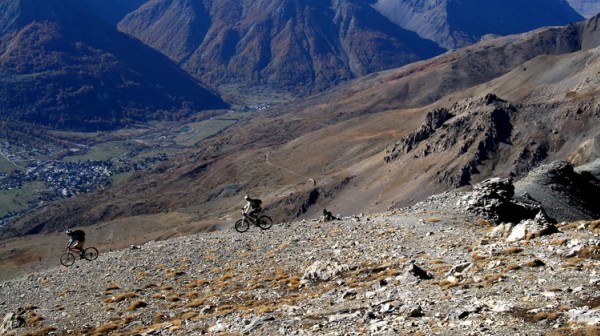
[0,195,599,335]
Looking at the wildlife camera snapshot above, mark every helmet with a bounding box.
[244,195,250,200]
[66,229,73,235]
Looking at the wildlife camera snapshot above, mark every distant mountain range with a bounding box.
[0,0,594,130]
[373,0,583,49]
[119,0,585,96]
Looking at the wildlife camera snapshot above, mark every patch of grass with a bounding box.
[503,263,521,272]
[525,259,545,267]
[503,246,523,255]
[180,311,199,320]
[546,326,600,336]
[127,300,147,311]
[166,296,181,302]
[562,257,585,269]
[25,314,44,324]
[484,273,504,287]
[477,219,494,227]
[105,284,120,290]
[0,181,45,217]
[104,292,137,303]
[92,322,119,335]
[186,297,208,308]
[471,253,488,262]
[166,270,186,279]
[577,245,600,260]
[25,326,57,336]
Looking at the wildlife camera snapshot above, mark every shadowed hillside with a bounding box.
[373,0,583,49]
[0,0,227,131]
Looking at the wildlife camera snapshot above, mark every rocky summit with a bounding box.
[1,161,599,335]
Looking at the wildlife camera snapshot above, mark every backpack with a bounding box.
[251,198,262,207]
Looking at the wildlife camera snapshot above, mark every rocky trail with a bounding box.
[1,180,599,335]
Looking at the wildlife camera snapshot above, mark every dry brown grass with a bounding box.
[180,311,199,320]
[477,218,494,227]
[166,295,181,302]
[25,313,44,324]
[92,322,119,335]
[503,263,521,272]
[127,300,147,311]
[186,297,208,308]
[546,326,600,336]
[24,326,57,336]
[484,273,504,287]
[104,292,138,303]
[503,246,523,255]
[165,270,186,279]
[562,257,585,269]
[577,245,600,260]
[105,284,121,291]
[525,259,546,267]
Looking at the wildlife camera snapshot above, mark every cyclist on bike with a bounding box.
[243,195,262,220]
[66,229,86,257]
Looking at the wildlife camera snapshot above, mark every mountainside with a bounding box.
[372,0,584,50]
[118,0,445,97]
[4,15,600,239]
[0,0,227,131]
[78,0,147,25]
[1,178,600,335]
[568,0,600,17]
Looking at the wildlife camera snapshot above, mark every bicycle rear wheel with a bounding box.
[84,247,98,261]
[257,216,273,230]
[60,252,75,266]
[235,219,250,233]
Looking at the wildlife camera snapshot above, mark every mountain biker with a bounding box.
[243,195,262,220]
[66,229,86,257]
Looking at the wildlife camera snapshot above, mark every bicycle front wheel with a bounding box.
[257,216,273,230]
[84,247,98,261]
[235,219,250,233]
[60,253,75,266]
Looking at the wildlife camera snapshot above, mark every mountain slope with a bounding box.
[2,200,599,334]
[0,0,227,131]
[372,0,584,49]
[568,0,600,17]
[5,15,600,238]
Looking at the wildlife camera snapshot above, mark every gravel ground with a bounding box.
[1,191,599,335]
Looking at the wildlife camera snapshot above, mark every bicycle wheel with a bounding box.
[235,219,250,233]
[84,247,98,261]
[257,216,273,230]
[60,253,75,266]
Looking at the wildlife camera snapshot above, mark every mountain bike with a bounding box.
[60,247,99,266]
[235,210,273,233]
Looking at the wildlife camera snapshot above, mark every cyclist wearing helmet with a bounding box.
[66,229,86,257]
[243,195,262,220]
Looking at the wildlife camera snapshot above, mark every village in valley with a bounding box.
[0,140,168,228]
